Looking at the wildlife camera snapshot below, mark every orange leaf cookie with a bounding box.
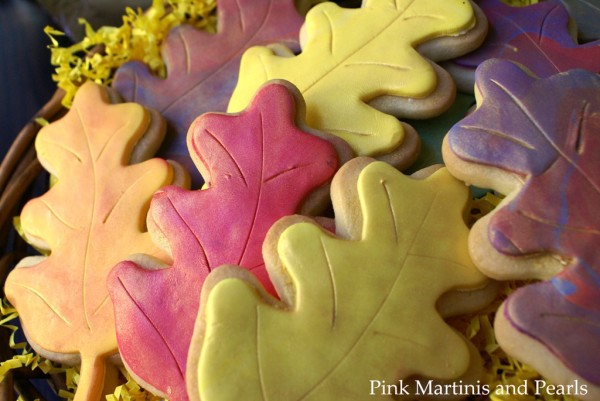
[4,82,183,401]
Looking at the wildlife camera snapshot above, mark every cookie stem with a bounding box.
[74,355,119,401]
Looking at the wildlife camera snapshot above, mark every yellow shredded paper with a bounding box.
[461,193,578,401]
[46,0,217,107]
[1,299,166,400]
[0,299,67,384]
[455,281,579,401]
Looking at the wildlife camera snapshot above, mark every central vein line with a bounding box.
[76,106,96,332]
[491,79,600,196]
[302,0,418,95]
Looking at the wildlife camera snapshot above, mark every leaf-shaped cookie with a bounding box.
[446,0,600,93]
[4,82,180,401]
[112,0,304,186]
[442,59,600,399]
[107,81,341,401]
[187,158,489,401]
[227,0,484,168]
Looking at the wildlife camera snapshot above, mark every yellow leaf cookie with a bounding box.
[228,0,484,168]
[187,158,489,401]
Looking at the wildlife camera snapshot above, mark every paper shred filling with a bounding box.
[45,0,217,107]
[0,299,67,387]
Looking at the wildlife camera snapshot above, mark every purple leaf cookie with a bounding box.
[445,0,600,93]
[442,58,600,399]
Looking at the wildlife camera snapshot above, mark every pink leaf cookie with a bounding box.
[112,0,303,186]
[443,58,600,399]
[107,81,340,401]
[446,0,600,93]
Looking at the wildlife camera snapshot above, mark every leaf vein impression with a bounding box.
[41,199,79,230]
[264,164,310,184]
[256,306,268,401]
[345,61,411,72]
[579,0,600,12]
[488,41,519,53]
[320,237,338,329]
[517,209,600,235]
[164,195,211,269]
[323,10,335,56]
[295,177,430,401]
[458,124,535,150]
[75,105,96,332]
[402,14,445,21]
[492,8,561,73]
[381,179,399,243]
[373,330,430,349]
[236,111,265,267]
[43,139,83,163]
[102,168,157,224]
[96,122,127,163]
[574,101,589,155]
[490,78,600,196]
[320,127,373,137]
[205,128,248,187]
[179,29,192,75]
[235,0,246,32]
[407,254,471,271]
[116,276,185,378]
[93,295,110,317]
[15,283,72,326]
[302,0,418,95]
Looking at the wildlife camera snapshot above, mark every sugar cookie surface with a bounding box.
[443,58,600,399]
[108,81,340,401]
[5,82,178,401]
[188,159,490,401]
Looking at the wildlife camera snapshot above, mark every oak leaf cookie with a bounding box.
[227,0,488,169]
[4,82,184,401]
[442,58,600,400]
[112,0,304,186]
[107,81,343,401]
[187,158,491,401]
[445,0,600,93]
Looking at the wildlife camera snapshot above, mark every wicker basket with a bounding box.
[0,89,70,401]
